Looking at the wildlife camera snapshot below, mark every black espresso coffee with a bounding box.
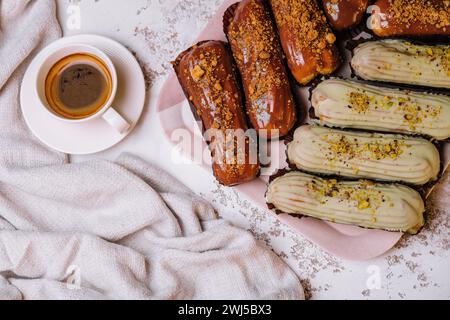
[45,53,112,119]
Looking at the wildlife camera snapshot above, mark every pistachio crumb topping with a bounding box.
[402,41,450,75]
[322,134,406,163]
[347,91,371,113]
[346,89,443,130]
[306,178,390,211]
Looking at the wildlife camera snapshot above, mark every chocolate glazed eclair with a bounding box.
[224,0,298,139]
[322,0,370,31]
[269,0,341,85]
[172,41,260,186]
[369,0,450,37]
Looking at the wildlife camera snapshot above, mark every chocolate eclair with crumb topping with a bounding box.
[172,41,260,186]
[322,0,369,30]
[369,0,450,37]
[269,0,341,85]
[224,0,297,139]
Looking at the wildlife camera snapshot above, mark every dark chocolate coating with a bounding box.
[269,0,341,85]
[224,0,297,139]
[322,0,369,30]
[172,41,260,186]
[371,0,450,37]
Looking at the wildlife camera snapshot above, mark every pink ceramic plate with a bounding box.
[157,0,405,260]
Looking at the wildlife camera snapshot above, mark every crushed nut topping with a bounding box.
[346,89,443,130]
[227,0,290,107]
[270,0,337,68]
[348,91,371,113]
[402,41,450,75]
[322,134,407,162]
[383,0,450,33]
[190,64,205,81]
[306,178,390,212]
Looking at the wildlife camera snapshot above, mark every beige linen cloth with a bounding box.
[0,0,304,300]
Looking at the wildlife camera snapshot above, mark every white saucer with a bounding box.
[21,34,146,155]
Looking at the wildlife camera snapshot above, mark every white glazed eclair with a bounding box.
[311,79,450,140]
[351,40,450,89]
[287,125,440,185]
[266,171,425,234]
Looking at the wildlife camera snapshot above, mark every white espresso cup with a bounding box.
[36,44,130,134]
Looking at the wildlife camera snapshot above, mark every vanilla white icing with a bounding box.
[287,125,440,185]
[311,79,450,140]
[266,171,425,234]
[351,40,450,89]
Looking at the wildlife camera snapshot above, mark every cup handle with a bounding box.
[102,107,130,134]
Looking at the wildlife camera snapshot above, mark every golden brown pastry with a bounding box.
[322,0,369,30]
[369,0,450,37]
[269,0,341,85]
[173,41,260,186]
[224,0,297,139]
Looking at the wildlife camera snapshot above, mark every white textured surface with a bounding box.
[58,0,449,300]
